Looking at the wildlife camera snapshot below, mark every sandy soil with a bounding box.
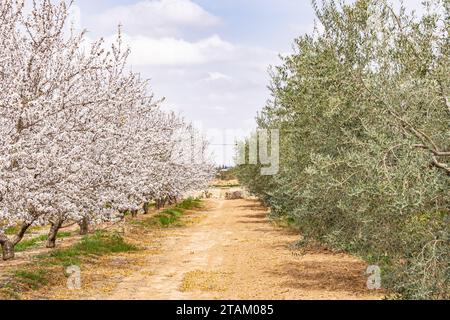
[14,192,385,300]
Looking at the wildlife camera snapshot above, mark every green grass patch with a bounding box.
[163,208,183,217]
[133,212,182,228]
[4,225,48,236]
[15,231,72,252]
[158,214,175,227]
[5,226,19,235]
[47,231,137,266]
[0,267,52,296]
[15,235,47,252]
[0,231,137,298]
[175,197,202,210]
[133,198,203,229]
[13,269,49,289]
[57,231,72,238]
[157,209,184,227]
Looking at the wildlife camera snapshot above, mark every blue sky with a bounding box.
[72,0,425,165]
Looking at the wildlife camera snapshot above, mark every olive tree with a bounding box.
[236,0,449,299]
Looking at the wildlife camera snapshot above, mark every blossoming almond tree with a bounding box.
[0,0,108,258]
[0,0,215,259]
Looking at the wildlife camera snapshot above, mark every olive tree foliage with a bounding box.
[236,0,449,299]
[0,0,214,259]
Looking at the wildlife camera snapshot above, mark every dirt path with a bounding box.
[11,194,384,300]
[89,197,383,300]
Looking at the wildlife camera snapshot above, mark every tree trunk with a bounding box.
[131,209,138,218]
[0,238,15,261]
[46,219,63,248]
[0,222,32,260]
[78,217,89,235]
[168,196,177,205]
[143,202,151,215]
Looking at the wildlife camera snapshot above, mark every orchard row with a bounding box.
[0,0,215,260]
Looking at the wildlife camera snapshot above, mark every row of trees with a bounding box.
[0,0,214,260]
[236,0,449,299]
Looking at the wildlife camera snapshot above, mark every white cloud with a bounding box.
[108,34,235,66]
[204,72,232,82]
[90,0,220,36]
[73,0,283,165]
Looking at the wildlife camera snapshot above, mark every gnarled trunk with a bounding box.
[78,217,90,235]
[0,238,14,261]
[46,219,64,248]
[0,222,32,260]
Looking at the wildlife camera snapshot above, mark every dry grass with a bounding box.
[0,199,206,300]
[179,270,233,293]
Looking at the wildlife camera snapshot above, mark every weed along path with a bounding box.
[8,191,384,300]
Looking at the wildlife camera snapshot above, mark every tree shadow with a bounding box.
[239,213,268,219]
[265,260,371,295]
[236,219,268,225]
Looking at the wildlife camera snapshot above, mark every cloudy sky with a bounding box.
[72,0,425,165]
